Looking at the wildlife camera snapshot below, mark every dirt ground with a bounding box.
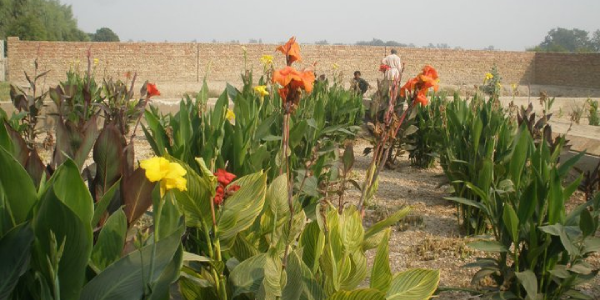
[345,139,600,300]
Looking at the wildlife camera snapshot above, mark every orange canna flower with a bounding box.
[414,91,429,106]
[273,66,315,94]
[276,37,302,65]
[421,65,438,80]
[147,83,161,98]
[400,77,419,97]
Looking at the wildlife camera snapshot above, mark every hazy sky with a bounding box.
[61,0,599,51]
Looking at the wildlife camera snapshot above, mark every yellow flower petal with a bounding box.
[140,157,170,182]
[260,55,273,66]
[226,109,235,122]
[254,85,269,97]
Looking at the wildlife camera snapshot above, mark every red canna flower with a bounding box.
[147,83,161,98]
[379,64,391,72]
[276,36,302,65]
[214,185,225,206]
[215,169,236,186]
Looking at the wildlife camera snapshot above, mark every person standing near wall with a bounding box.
[381,49,403,82]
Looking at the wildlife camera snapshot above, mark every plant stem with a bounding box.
[282,112,293,269]
[147,197,164,296]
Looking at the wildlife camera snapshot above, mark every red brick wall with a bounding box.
[6,37,598,89]
[534,53,600,88]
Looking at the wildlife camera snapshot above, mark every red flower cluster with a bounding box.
[400,65,439,106]
[379,64,391,72]
[213,169,240,206]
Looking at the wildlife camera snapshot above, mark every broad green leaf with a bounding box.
[370,228,392,292]
[299,221,325,274]
[177,100,193,149]
[539,224,579,256]
[517,183,537,225]
[148,246,184,300]
[282,250,325,300]
[502,204,519,243]
[79,225,184,300]
[33,187,93,300]
[558,151,584,177]
[91,180,120,228]
[172,159,214,229]
[340,251,367,290]
[91,208,127,271]
[217,172,267,250]
[327,289,385,300]
[256,249,283,300]
[364,206,410,248]
[547,170,565,224]
[0,147,38,224]
[444,197,485,210]
[579,208,595,238]
[229,253,268,297]
[0,223,34,299]
[515,270,538,300]
[510,128,530,188]
[386,269,440,300]
[51,159,94,224]
[467,241,508,252]
[340,206,364,253]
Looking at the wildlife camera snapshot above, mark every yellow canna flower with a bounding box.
[226,109,235,122]
[512,83,517,90]
[140,157,187,197]
[93,58,99,65]
[332,63,339,70]
[483,72,494,84]
[260,55,273,66]
[254,85,269,97]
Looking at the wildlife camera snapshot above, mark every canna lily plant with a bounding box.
[358,65,439,215]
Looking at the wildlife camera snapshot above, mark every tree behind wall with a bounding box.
[89,27,120,42]
[0,0,88,41]
[531,27,597,53]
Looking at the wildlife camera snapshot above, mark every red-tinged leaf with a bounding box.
[25,150,48,188]
[122,168,155,227]
[93,124,124,202]
[74,115,100,170]
[3,121,29,166]
[122,143,135,178]
[52,117,77,168]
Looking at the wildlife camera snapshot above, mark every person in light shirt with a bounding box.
[381,49,403,81]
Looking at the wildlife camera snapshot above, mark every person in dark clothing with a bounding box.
[352,71,370,96]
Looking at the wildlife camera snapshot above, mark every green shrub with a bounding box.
[440,94,515,235]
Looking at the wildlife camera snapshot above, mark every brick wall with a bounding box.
[535,53,600,88]
[5,37,599,90]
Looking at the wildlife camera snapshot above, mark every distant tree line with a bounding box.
[0,0,119,42]
[529,27,600,53]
